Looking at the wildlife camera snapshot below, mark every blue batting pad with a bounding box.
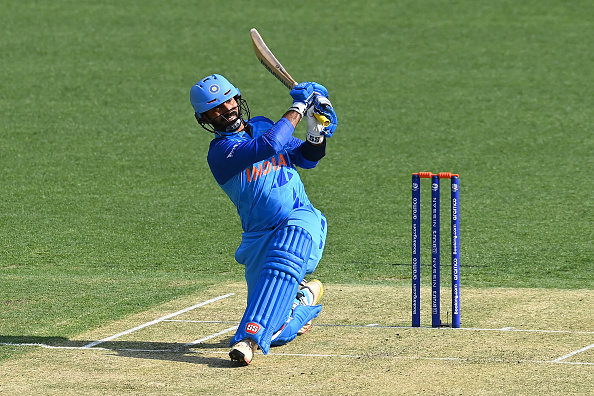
[270,304,322,347]
[231,225,312,354]
[236,205,327,302]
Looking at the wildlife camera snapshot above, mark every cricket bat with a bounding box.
[250,28,330,127]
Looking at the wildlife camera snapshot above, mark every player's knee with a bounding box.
[264,225,312,280]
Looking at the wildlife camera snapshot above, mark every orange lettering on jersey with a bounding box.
[247,153,289,182]
[252,163,262,179]
[262,161,272,175]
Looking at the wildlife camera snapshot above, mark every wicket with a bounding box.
[412,172,460,328]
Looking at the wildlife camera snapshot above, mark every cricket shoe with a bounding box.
[229,338,257,366]
[297,279,324,335]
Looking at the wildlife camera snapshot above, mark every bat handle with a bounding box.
[313,113,330,127]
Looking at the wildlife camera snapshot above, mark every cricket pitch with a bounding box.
[1,283,593,395]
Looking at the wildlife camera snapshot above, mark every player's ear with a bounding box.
[196,112,211,124]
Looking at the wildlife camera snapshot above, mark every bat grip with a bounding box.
[313,113,330,127]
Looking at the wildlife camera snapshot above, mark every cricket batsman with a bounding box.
[190,74,337,365]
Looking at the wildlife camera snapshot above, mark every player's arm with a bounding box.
[207,118,297,185]
[299,138,326,164]
[282,110,303,127]
[253,81,318,154]
[260,81,318,153]
[282,82,316,127]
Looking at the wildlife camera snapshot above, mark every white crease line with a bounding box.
[165,320,239,324]
[164,320,594,335]
[2,342,593,365]
[208,351,362,359]
[0,343,85,350]
[549,361,594,366]
[81,293,235,349]
[455,327,594,335]
[185,326,238,346]
[207,351,594,365]
[552,342,594,363]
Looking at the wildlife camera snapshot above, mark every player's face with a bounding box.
[204,98,244,132]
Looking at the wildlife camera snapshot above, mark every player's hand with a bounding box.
[313,95,337,137]
[289,82,315,117]
[311,82,329,98]
[305,106,325,145]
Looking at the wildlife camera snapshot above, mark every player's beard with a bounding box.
[211,108,243,133]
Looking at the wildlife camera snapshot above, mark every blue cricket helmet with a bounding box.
[190,74,241,118]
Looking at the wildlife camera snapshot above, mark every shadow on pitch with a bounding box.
[0,335,241,368]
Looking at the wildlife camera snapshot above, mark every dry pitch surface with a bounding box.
[1,283,593,395]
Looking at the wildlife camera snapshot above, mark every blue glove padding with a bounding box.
[311,83,329,98]
[313,95,337,137]
[290,82,315,109]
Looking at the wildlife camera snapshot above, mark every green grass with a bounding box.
[1,0,593,362]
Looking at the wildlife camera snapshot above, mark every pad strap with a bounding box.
[271,304,322,347]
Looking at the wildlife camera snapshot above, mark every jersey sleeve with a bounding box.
[207,117,296,185]
[285,137,324,170]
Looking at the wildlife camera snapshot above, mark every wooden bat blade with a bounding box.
[250,28,330,127]
[250,28,297,89]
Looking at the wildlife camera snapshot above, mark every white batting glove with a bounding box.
[305,106,325,145]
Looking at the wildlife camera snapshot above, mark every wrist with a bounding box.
[307,132,325,145]
[289,102,307,117]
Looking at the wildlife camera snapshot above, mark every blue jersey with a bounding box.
[207,116,321,233]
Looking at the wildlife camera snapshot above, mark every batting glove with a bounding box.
[311,82,329,98]
[313,95,337,137]
[306,106,325,145]
[289,82,315,117]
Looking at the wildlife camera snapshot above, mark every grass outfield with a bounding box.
[1,0,593,389]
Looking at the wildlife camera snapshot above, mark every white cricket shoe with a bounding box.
[229,338,257,366]
[297,279,324,335]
